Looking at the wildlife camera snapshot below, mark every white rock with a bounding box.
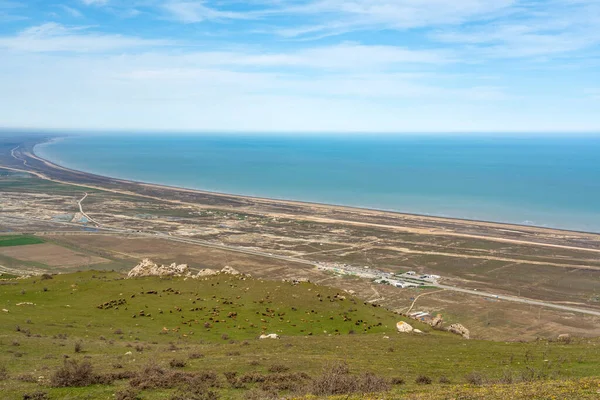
[2,309,8,313]
[414,329,423,334]
[259,333,280,339]
[196,268,218,277]
[125,351,133,356]
[221,266,240,275]
[447,323,470,339]
[396,321,413,333]
[128,258,191,278]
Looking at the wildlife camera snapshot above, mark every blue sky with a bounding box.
[0,0,599,132]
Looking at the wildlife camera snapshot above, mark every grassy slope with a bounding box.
[1,271,599,399]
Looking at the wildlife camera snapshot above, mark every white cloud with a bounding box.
[432,0,600,59]
[59,5,84,18]
[181,43,453,70]
[0,23,171,53]
[0,2,599,132]
[0,0,25,21]
[162,1,254,22]
[80,0,109,5]
[264,0,516,37]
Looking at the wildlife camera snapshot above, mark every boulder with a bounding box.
[259,333,280,339]
[396,321,413,333]
[447,323,470,339]
[221,266,240,275]
[557,333,571,342]
[431,314,443,328]
[196,269,218,277]
[128,259,191,278]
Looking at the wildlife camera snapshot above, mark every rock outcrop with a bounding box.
[195,269,219,277]
[447,323,470,339]
[396,321,413,333]
[128,259,190,278]
[128,260,249,279]
[431,314,444,329]
[220,266,240,275]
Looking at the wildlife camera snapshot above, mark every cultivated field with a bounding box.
[0,243,109,269]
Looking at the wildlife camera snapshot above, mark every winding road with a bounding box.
[77,192,101,226]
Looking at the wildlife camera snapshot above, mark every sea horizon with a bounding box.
[34,133,600,233]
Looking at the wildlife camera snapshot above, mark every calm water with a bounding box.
[35,134,600,233]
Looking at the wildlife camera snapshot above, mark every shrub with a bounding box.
[189,353,205,360]
[170,385,219,400]
[465,371,486,386]
[115,388,140,400]
[41,274,53,280]
[255,372,311,394]
[74,341,83,353]
[0,366,8,380]
[130,364,216,390]
[114,329,123,335]
[223,371,239,386]
[268,364,290,373]
[169,359,186,368]
[310,362,390,396]
[50,360,94,387]
[17,374,37,383]
[130,364,172,389]
[221,334,230,341]
[22,392,49,400]
[415,375,432,385]
[439,376,451,384]
[390,377,405,385]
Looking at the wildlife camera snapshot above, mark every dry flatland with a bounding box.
[1,136,599,342]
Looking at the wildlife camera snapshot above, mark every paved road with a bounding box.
[435,284,600,317]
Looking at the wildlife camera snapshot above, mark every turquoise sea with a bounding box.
[35,134,600,233]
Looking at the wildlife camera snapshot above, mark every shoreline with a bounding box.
[28,137,600,237]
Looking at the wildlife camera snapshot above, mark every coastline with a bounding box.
[27,137,600,238]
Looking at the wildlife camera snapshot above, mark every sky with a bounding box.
[0,0,599,133]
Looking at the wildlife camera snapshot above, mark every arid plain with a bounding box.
[1,135,600,341]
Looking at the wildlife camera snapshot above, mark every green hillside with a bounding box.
[0,271,599,399]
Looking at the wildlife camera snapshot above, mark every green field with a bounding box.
[1,271,599,399]
[0,235,44,247]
